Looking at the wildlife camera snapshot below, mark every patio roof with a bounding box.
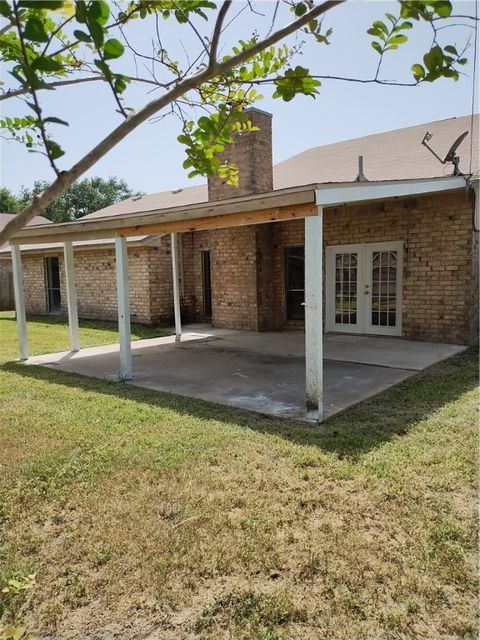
[9,176,468,246]
[7,173,472,423]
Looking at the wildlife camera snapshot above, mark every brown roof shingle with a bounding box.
[84,113,478,220]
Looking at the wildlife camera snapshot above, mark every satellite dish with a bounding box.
[421,130,469,176]
[444,131,469,163]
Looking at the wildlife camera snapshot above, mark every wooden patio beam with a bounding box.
[119,203,317,237]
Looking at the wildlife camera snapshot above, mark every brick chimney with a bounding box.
[207,107,273,201]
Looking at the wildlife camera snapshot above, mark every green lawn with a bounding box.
[0,314,478,639]
[0,310,167,361]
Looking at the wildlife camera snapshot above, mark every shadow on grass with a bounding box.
[1,347,477,459]
[1,313,170,338]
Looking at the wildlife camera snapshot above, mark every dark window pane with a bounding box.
[201,251,212,318]
[50,257,60,288]
[45,257,61,313]
[287,291,305,320]
[285,246,305,320]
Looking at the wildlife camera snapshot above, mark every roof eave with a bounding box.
[314,176,468,207]
[9,177,469,246]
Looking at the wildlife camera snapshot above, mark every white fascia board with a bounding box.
[314,177,467,207]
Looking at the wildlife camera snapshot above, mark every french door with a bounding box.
[326,241,403,336]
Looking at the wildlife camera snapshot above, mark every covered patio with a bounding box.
[27,327,465,419]
[9,176,466,422]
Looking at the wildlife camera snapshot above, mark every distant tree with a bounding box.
[19,176,142,223]
[0,187,22,214]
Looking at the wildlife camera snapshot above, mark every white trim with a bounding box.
[326,241,403,337]
[304,208,323,422]
[63,242,80,351]
[326,244,365,334]
[171,232,182,341]
[365,241,403,337]
[115,236,132,380]
[11,245,28,360]
[315,177,466,207]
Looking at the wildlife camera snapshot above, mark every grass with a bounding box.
[0,313,478,639]
[0,310,168,360]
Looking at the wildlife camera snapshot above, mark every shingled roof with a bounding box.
[84,113,478,220]
[0,213,51,251]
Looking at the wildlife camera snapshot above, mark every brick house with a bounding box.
[4,111,479,348]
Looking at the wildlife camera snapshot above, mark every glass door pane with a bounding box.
[334,252,358,327]
[370,250,397,328]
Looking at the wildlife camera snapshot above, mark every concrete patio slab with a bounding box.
[177,325,465,371]
[26,327,466,420]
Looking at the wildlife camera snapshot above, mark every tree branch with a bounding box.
[12,0,60,176]
[0,75,104,102]
[209,1,232,69]
[0,0,346,245]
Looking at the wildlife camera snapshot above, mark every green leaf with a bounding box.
[103,38,124,60]
[389,34,408,45]
[76,1,87,23]
[411,63,425,80]
[43,116,69,126]
[372,20,388,35]
[88,0,110,25]
[18,0,63,7]
[45,139,64,160]
[31,56,64,72]
[293,2,307,17]
[371,41,383,55]
[114,75,128,93]
[94,58,112,79]
[23,17,50,43]
[0,1,12,17]
[73,29,91,43]
[88,19,104,47]
[444,45,458,55]
[423,45,443,72]
[435,1,452,17]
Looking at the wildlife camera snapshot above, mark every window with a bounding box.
[285,246,305,321]
[45,256,61,313]
[201,250,212,319]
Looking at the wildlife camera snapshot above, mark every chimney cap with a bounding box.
[243,106,273,118]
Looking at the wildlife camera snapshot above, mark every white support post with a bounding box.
[304,207,323,422]
[11,244,28,361]
[171,232,182,341]
[115,236,132,380]
[63,242,80,352]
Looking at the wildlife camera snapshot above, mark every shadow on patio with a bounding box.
[2,346,476,460]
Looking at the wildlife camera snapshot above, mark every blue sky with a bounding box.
[1,0,478,195]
